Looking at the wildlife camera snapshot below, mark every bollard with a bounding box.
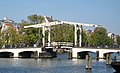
[89,55,92,70]
[109,54,112,64]
[34,51,38,59]
[86,55,89,70]
[68,50,72,59]
[96,51,99,61]
[106,54,109,65]
[114,56,116,62]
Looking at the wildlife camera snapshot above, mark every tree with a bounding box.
[81,30,89,47]
[19,14,45,47]
[88,27,113,48]
[7,28,20,48]
[51,24,74,42]
[18,23,39,47]
[117,36,120,46]
[27,14,44,24]
[0,32,5,48]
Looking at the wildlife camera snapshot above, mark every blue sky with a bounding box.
[0,0,120,35]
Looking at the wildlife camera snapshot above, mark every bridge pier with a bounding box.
[13,52,19,58]
[34,51,39,58]
[72,48,78,58]
[99,51,104,59]
[99,51,107,59]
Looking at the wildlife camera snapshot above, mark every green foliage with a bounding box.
[0,33,5,48]
[9,28,20,46]
[19,23,40,46]
[117,36,120,45]
[51,24,74,42]
[88,27,114,47]
[18,14,45,47]
[27,14,44,24]
[81,30,88,46]
[0,14,116,48]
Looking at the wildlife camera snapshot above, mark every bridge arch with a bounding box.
[0,52,14,58]
[77,51,97,59]
[102,51,119,59]
[77,51,89,59]
[18,51,35,58]
[72,48,120,59]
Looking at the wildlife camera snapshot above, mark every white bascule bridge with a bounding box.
[0,16,120,58]
[24,16,101,47]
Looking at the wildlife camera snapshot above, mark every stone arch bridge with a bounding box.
[0,48,42,58]
[72,48,120,59]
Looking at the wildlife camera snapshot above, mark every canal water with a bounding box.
[0,53,115,73]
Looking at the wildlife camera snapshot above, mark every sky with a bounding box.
[0,0,120,35]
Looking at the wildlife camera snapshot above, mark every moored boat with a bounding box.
[111,62,120,73]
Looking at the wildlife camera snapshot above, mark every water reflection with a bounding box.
[86,70,92,73]
[0,53,115,73]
